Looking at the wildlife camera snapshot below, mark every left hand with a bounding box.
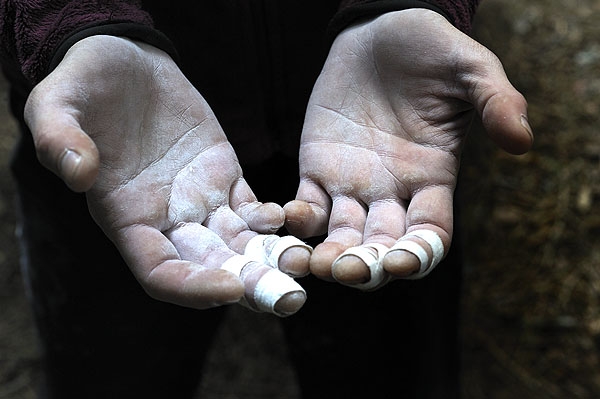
[284,9,533,289]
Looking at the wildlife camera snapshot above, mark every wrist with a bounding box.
[327,0,451,45]
[49,23,178,79]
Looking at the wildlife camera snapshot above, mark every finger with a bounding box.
[284,179,331,238]
[467,54,534,155]
[166,223,306,316]
[309,196,366,280]
[482,92,533,155]
[386,229,445,279]
[205,207,312,278]
[115,223,245,309]
[331,199,405,286]
[24,91,99,192]
[221,255,306,317]
[244,234,312,277]
[230,177,285,234]
[381,186,453,278]
[332,243,391,291]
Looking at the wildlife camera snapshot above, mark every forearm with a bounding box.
[328,0,480,41]
[0,0,169,84]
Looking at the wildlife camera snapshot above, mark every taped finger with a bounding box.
[244,234,312,276]
[386,229,444,279]
[332,243,390,291]
[221,255,306,317]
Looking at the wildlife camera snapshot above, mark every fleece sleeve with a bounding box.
[328,0,480,40]
[0,0,175,84]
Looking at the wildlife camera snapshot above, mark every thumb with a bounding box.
[24,90,100,192]
[468,56,534,155]
[479,90,534,155]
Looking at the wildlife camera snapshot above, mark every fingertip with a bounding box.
[482,93,534,155]
[246,202,285,233]
[517,113,535,153]
[263,201,286,228]
[142,264,245,309]
[283,200,327,237]
[59,146,99,192]
[205,268,246,304]
[331,255,370,284]
[273,290,307,317]
[33,121,100,192]
[278,246,311,277]
[309,241,346,281]
[283,200,312,235]
[488,114,534,155]
[179,268,246,307]
[381,250,420,277]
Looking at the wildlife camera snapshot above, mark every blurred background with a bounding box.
[459,0,600,397]
[1,0,599,397]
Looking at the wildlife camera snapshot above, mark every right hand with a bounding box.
[24,35,310,315]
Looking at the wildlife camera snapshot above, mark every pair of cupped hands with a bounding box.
[24,10,533,316]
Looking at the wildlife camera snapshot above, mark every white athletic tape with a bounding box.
[220,254,253,277]
[244,234,312,269]
[333,243,390,291]
[401,229,445,279]
[244,235,277,265]
[253,269,306,314]
[404,229,444,267]
[220,254,253,310]
[220,254,306,316]
[389,239,429,274]
[268,235,312,266]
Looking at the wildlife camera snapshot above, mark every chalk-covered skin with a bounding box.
[23,8,534,308]
[284,9,534,286]
[24,36,311,313]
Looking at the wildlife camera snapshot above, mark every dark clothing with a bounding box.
[1,0,479,164]
[0,1,474,397]
[1,0,478,84]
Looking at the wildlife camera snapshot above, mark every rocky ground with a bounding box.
[1,0,600,398]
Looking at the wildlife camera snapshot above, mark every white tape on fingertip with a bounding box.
[220,254,253,310]
[401,229,445,279]
[220,254,253,277]
[333,243,390,291]
[244,234,312,268]
[253,269,306,314]
[389,239,429,274]
[268,235,312,266]
[404,229,444,267]
[244,235,277,265]
[220,254,306,315]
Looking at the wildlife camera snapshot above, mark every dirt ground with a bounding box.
[1,0,600,398]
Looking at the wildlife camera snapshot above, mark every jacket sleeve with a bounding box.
[328,0,480,41]
[0,0,176,85]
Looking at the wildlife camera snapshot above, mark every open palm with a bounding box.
[25,36,310,315]
[285,9,533,289]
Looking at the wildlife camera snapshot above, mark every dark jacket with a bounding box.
[0,0,479,165]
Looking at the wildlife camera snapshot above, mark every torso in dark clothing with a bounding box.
[143,1,339,166]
